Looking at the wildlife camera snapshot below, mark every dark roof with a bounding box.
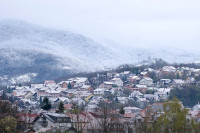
[33,113,71,123]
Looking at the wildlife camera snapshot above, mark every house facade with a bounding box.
[139,77,153,86]
[33,113,72,132]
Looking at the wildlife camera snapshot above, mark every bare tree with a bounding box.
[88,101,125,133]
[70,103,89,133]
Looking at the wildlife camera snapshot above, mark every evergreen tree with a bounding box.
[2,91,7,100]
[71,103,79,113]
[40,97,51,111]
[119,106,125,115]
[68,83,72,89]
[58,101,64,113]
[115,97,118,103]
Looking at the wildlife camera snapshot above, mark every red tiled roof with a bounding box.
[123,113,136,118]
[17,113,38,118]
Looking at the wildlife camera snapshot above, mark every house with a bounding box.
[111,78,123,87]
[162,66,176,73]
[123,113,136,122]
[159,79,172,86]
[154,92,167,100]
[18,99,38,109]
[154,88,171,100]
[33,113,72,132]
[140,71,148,77]
[59,81,69,88]
[119,71,131,82]
[58,97,70,104]
[139,77,153,86]
[44,80,56,86]
[12,90,27,98]
[46,90,61,98]
[37,87,50,99]
[144,94,159,101]
[81,85,94,93]
[185,78,196,84]
[23,91,34,99]
[30,84,44,89]
[131,85,148,93]
[56,87,68,93]
[65,89,77,98]
[77,92,94,102]
[179,67,192,76]
[94,88,106,96]
[130,113,143,123]
[117,97,128,104]
[120,71,131,77]
[99,81,113,89]
[171,79,185,86]
[188,110,200,122]
[49,97,60,108]
[191,68,200,73]
[124,107,142,114]
[88,96,104,105]
[129,91,144,100]
[128,76,141,84]
[68,77,89,88]
[138,103,164,123]
[193,103,200,111]
[159,66,177,78]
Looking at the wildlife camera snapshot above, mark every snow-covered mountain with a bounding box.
[0,20,200,84]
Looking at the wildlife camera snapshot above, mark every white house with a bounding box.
[193,103,200,111]
[139,77,153,86]
[94,88,106,96]
[159,79,172,86]
[124,107,142,114]
[144,94,159,101]
[171,79,185,86]
[33,113,72,132]
[68,77,89,88]
[117,97,128,104]
[129,91,143,99]
[111,78,123,87]
[129,91,146,102]
[46,89,61,98]
[162,66,176,73]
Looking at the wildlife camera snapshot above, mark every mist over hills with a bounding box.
[0,20,200,85]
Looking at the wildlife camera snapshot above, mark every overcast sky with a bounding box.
[0,0,200,50]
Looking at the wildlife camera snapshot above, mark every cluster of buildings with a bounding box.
[3,65,200,132]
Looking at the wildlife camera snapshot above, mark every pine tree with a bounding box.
[40,97,51,111]
[68,83,72,89]
[115,97,118,103]
[119,106,125,115]
[58,101,64,113]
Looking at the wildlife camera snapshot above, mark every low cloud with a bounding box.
[0,0,200,51]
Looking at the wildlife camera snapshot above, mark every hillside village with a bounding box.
[2,64,200,132]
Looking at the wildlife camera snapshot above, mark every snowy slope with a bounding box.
[0,20,200,84]
[0,20,116,70]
